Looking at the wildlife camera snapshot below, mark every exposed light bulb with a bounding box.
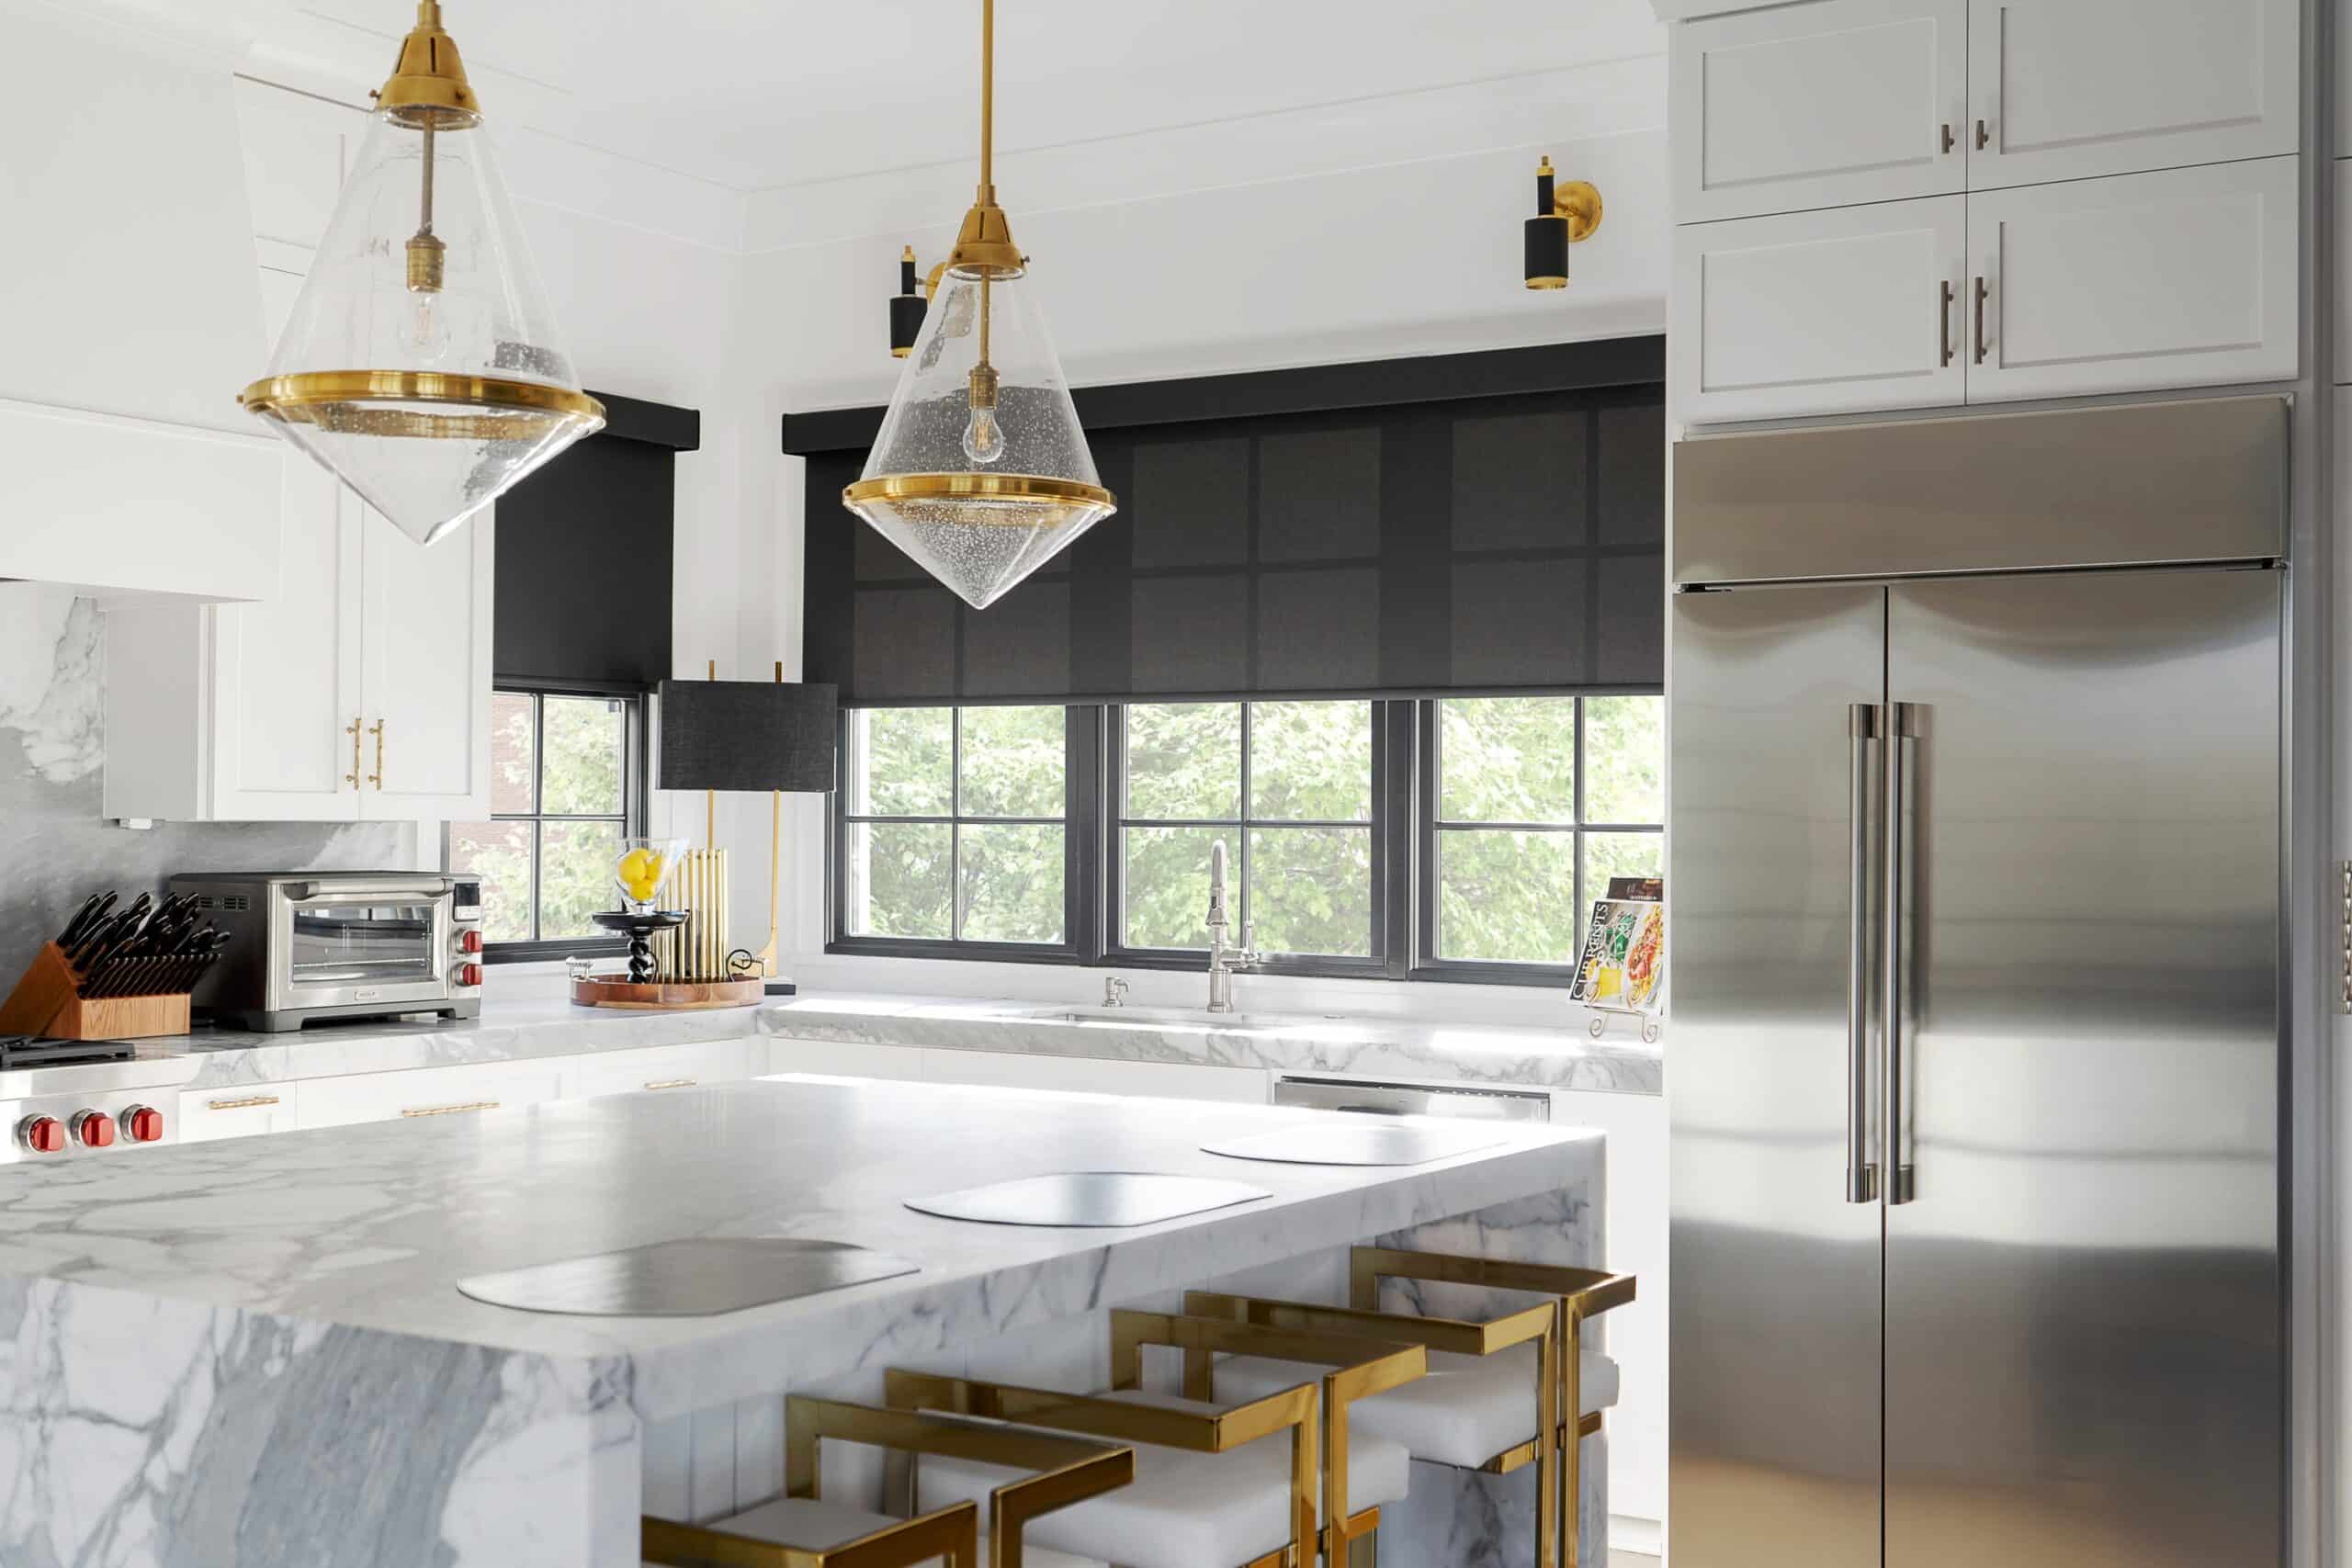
[961,403,1006,465]
[399,293,452,362]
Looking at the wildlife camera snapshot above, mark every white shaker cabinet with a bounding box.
[1671,196,1967,423]
[1966,0,2298,190]
[359,499,496,817]
[101,502,493,824]
[1670,0,1967,223]
[1964,156,2298,403]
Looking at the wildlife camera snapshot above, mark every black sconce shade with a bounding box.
[889,246,926,358]
[658,680,839,794]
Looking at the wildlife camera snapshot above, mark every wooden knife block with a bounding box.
[0,942,190,1040]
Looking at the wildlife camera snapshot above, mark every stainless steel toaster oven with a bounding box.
[169,872,484,1032]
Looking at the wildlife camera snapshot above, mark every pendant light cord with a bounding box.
[419,121,437,236]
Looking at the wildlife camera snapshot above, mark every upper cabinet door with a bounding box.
[1967,0,2298,189]
[1673,196,1967,423]
[358,500,494,819]
[1965,156,2298,404]
[1672,0,1967,224]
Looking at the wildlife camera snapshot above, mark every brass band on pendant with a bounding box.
[843,470,1116,520]
[239,370,605,442]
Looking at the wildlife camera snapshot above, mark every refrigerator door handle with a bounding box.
[1883,701,1917,1205]
[1845,704,1879,1204]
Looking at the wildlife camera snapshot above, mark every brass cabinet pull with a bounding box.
[401,1100,500,1118]
[368,719,387,790]
[1939,122,1955,154]
[345,719,362,789]
[1972,276,1989,366]
[207,1094,281,1111]
[643,1077,696,1091]
[1939,280,1955,367]
[1974,118,1990,152]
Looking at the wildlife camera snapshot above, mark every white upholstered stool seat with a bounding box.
[915,1389,1410,1568]
[682,1495,1096,1568]
[1212,1343,1621,1472]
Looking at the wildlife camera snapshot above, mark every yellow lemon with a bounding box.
[625,875,659,903]
[618,848,653,881]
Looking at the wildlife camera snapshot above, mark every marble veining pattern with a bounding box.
[0,1078,1602,1567]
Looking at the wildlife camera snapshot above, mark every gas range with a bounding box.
[0,1036,173,1162]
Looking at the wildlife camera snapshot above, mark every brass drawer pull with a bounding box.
[401,1100,500,1118]
[1973,276,1989,366]
[1939,280,1954,367]
[344,719,362,790]
[1939,121,1954,154]
[368,719,387,790]
[643,1077,696,1091]
[207,1094,281,1111]
[1974,117,1990,151]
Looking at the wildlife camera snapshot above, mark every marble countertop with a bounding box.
[0,987,1661,1100]
[758,992,1662,1095]
[0,993,761,1100]
[0,1074,1599,1420]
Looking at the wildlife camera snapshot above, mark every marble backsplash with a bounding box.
[0,587,411,983]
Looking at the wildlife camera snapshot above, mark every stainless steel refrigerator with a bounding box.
[1668,396,2286,1568]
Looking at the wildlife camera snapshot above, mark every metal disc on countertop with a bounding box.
[456,1237,920,1317]
[1202,1121,1510,1167]
[905,1171,1271,1228]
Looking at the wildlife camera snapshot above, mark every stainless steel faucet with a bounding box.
[1204,840,1258,1013]
[1102,976,1130,1008]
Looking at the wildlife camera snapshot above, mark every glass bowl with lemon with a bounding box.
[612,837,687,914]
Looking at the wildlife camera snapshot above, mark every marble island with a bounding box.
[0,1073,1604,1567]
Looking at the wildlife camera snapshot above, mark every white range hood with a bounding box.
[0,1,279,603]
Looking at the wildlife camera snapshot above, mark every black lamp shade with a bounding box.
[658,680,838,793]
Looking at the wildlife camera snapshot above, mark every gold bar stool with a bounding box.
[885,1349,1327,1568]
[641,1394,1133,1568]
[1122,1309,1426,1566]
[1189,1248,1634,1568]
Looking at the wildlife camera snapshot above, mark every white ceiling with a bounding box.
[262,0,1666,194]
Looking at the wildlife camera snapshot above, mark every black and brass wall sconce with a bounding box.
[1524,156,1602,289]
[888,246,928,357]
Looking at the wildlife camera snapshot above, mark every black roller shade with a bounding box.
[658,680,838,793]
[493,390,698,689]
[797,341,1665,705]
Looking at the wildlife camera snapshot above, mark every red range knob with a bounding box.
[18,1116,63,1155]
[122,1106,164,1144]
[458,962,483,988]
[74,1111,115,1149]
[459,930,484,954]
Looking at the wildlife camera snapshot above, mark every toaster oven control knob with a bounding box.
[459,930,483,954]
[17,1116,63,1155]
[458,962,483,988]
[121,1106,164,1144]
[74,1111,116,1149]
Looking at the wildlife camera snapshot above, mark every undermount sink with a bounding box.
[1014,1003,1264,1029]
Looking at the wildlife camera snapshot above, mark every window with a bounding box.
[448,688,647,955]
[1424,695,1663,970]
[826,692,1663,986]
[838,706,1072,949]
[1113,702,1379,963]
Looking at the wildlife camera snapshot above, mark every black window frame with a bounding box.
[825,690,1662,987]
[1410,690,1665,987]
[453,680,651,965]
[828,704,1098,965]
[1102,699,1396,980]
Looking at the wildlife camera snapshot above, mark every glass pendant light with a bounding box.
[843,0,1115,610]
[240,2,603,547]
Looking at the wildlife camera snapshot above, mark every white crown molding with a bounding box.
[742,53,1665,255]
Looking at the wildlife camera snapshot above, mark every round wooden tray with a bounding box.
[570,976,765,1012]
